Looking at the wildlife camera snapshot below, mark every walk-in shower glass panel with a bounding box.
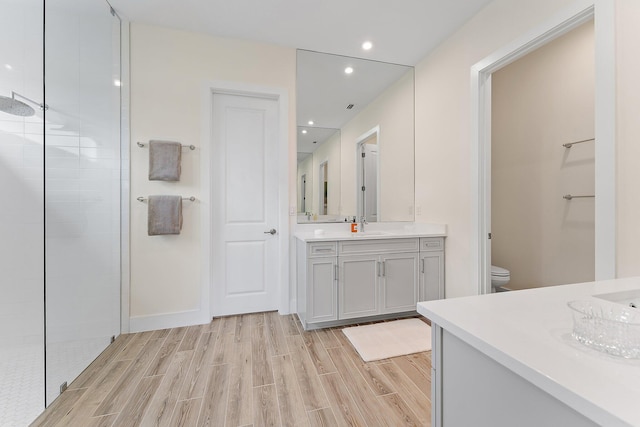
[44,0,121,405]
[0,1,45,425]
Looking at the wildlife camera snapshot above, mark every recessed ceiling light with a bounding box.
[4,64,12,70]
[344,66,354,75]
[362,41,373,51]
[308,120,314,125]
[301,129,307,134]
[113,79,122,87]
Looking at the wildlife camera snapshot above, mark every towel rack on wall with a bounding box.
[562,138,594,148]
[563,194,595,200]
[137,196,196,202]
[137,141,196,150]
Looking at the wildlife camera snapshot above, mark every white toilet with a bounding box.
[491,265,511,290]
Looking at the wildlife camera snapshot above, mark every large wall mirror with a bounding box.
[296,49,415,223]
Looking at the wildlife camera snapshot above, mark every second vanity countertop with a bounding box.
[294,222,447,242]
[418,277,640,427]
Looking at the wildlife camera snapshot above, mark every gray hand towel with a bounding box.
[149,140,181,181]
[148,195,183,235]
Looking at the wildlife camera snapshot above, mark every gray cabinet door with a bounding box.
[420,251,444,301]
[339,255,379,319]
[380,253,419,313]
[307,257,338,323]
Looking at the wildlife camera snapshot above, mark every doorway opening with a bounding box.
[472,2,616,295]
[491,21,595,292]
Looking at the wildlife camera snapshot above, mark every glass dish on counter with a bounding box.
[567,300,640,359]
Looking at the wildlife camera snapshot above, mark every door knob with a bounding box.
[264,228,277,235]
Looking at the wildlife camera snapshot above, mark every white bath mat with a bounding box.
[341,318,431,362]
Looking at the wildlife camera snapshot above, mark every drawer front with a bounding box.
[307,241,338,258]
[420,237,444,252]
[339,238,419,255]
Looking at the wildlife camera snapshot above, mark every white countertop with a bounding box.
[294,222,447,242]
[417,277,640,427]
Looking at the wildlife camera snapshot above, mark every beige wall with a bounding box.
[491,21,595,290]
[129,23,296,323]
[414,0,589,298]
[128,0,640,324]
[311,132,341,216]
[296,132,341,218]
[616,0,640,278]
[340,70,415,221]
[415,0,640,297]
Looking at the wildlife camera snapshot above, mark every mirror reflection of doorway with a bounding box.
[357,128,379,222]
[300,174,307,213]
[319,161,328,215]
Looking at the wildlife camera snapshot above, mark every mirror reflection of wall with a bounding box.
[357,129,379,222]
[296,49,415,223]
[296,127,340,221]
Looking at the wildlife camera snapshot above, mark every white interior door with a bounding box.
[212,92,279,316]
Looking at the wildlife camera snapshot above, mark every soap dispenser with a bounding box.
[351,217,358,233]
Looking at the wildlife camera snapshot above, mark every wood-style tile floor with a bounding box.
[30,312,432,427]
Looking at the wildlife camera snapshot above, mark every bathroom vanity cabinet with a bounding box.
[296,235,445,330]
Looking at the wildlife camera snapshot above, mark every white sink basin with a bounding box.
[594,289,640,309]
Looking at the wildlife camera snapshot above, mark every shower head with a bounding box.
[0,91,47,117]
[0,94,35,117]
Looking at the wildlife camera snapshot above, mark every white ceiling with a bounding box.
[296,50,412,152]
[108,0,493,65]
[109,0,495,158]
[297,50,412,126]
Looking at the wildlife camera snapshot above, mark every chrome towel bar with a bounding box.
[137,141,196,150]
[563,138,594,148]
[137,196,196,202]
[563,194,594,200]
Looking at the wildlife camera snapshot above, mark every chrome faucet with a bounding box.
[360,215,367,232]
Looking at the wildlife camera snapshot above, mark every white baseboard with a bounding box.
[129,309,210,333]
[284,298,296,315]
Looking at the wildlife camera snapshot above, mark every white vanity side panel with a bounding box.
[432,325,442,427]
[296,239,308,325]
[441,330,599,427]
